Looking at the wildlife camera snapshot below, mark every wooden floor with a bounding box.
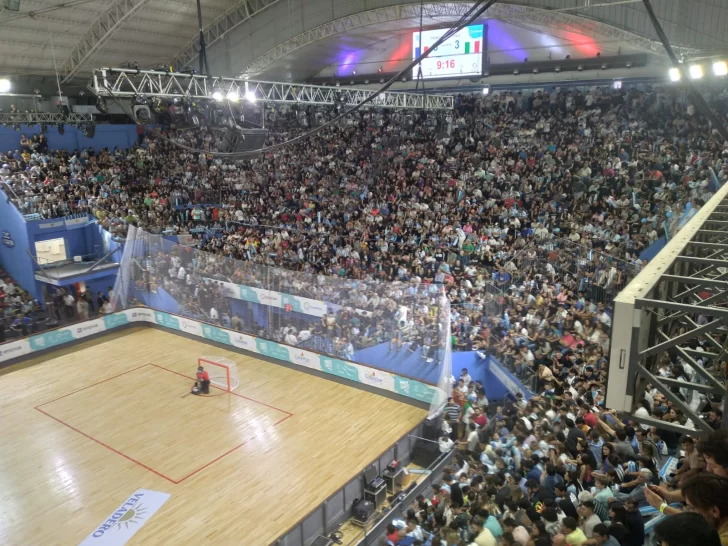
[0,328,426,546]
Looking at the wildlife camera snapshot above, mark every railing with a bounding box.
[273,423,454,546]
[340,445,454,546]
[606,180,728,435]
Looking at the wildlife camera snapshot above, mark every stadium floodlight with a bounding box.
[226,90,239,102]
[669,67,681,82]
[713,61,728,76]
[245,90,256,103]
[689,64,704,79]
[211,88,224,101]
[0,78,11,92]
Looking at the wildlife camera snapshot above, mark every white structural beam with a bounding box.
[171,0,284,71]
[0,113,94,124]
[241,2,700,78]
[61,0,154,84]
[92,68,454,109]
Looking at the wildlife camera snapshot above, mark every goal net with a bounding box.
[199,356,240,392]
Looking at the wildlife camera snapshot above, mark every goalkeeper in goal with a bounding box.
[191,365,211,395]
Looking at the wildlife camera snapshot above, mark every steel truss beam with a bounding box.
[172,0,283,71]
[0,113,94,124]
[240,2,700,78]
[607,181,728,436]
[91,68,454,109]
[61,0,154,83]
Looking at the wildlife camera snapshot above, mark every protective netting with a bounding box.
[114,226,451,415]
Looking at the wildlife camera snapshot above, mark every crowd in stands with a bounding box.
[0,267,42,342]
[385,382,728,546]
[1,77,727,546]
[2,85,727,363]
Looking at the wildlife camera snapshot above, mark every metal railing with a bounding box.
[271,420,455,546]
[606,181,728,435]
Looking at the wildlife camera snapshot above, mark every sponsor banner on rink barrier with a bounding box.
[153,311,180,330]
[28,328,76,351]
[179,318,200,336]
[319,355,360,382]
[0,338,30,360]
[0,308,446,405]
[129,309,154,323]
[360,366,395,391]
[103,313,130,329]
[201,323,230,344]
[256,338,290,361]
[230,331,256,351]
[74,318,105,340]
[288,348,318,369]
[0,311,134,363]
[393,375,437,403]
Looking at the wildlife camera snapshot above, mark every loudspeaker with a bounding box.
[422,415,441,441]
[352,499,375,523]
[220,127,268,153]
[410,439,440,467]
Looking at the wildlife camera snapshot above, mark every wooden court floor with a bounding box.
[0,328,426,545]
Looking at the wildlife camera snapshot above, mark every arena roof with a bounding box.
[1,0,726,83]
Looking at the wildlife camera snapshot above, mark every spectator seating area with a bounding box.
[2,83,728,546]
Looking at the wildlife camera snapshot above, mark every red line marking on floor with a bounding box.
[34,405,179,484]
[174,441,250,483]
[149,362,293,416]
[35,363,152,408]
[34,362,294,484]
[273,413,294,427]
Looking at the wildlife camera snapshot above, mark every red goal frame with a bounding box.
[198,357,236,392]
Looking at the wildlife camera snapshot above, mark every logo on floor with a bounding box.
[79,489,170,546]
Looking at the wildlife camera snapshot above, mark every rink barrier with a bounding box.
[0,308,446,407]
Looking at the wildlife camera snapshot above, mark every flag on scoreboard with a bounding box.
[464,40,481,54]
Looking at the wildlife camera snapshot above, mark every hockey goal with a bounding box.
[198,356,240,392]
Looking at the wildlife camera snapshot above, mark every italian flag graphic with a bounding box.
[464,39,481,54]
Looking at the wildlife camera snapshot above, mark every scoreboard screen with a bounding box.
[412,24,484,79]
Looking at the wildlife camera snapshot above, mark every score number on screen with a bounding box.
[413,24,484,79]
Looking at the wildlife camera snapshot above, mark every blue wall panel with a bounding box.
[0,124,139,153]
[0,192,36,297]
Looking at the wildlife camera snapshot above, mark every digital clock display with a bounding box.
[413,24,484,80]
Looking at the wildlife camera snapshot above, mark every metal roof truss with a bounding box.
[92,68,454,109]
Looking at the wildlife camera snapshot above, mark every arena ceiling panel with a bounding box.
[0,0,726,81]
